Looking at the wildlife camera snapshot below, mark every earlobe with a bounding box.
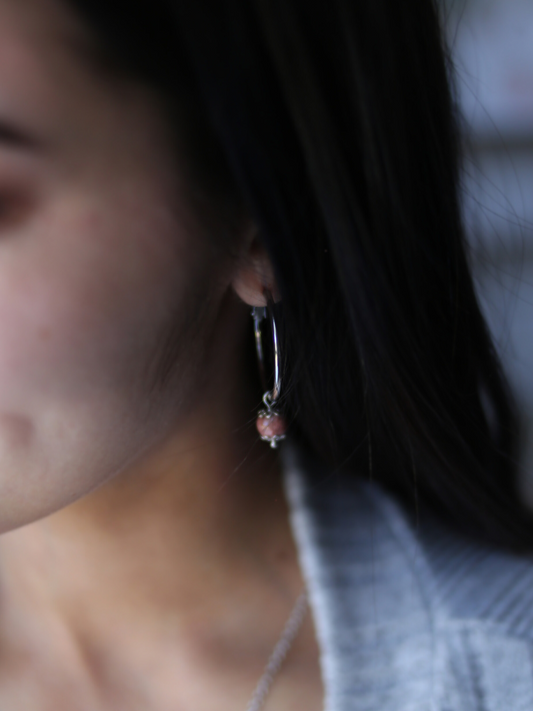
[231,236,280,307]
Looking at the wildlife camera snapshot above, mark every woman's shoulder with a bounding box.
[282,442,533,711]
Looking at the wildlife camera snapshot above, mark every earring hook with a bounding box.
[252,304,281,405]
[251,302,287,448]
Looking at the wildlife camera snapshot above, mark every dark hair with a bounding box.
[66,0,533,548]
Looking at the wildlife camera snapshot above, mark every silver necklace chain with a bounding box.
[244,590,308,711]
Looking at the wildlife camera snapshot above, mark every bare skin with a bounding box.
[0,0,323,709]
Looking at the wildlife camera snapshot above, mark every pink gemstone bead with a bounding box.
[256,415,287,439]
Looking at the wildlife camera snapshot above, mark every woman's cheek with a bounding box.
[0,256,167,532]
[0,202,177,403]
[0,158,226,530]
[0,265,120,405]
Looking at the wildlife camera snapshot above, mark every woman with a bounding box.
[0,0,531,708]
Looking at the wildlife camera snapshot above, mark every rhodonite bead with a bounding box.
[256,415,287,440]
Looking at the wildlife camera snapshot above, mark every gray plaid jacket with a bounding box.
[283,443,533,711]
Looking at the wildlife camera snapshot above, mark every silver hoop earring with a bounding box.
[252,305,287,448]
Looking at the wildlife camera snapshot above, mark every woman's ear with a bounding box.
[231,227,280,307]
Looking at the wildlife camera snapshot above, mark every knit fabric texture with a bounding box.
[282,442,533,711]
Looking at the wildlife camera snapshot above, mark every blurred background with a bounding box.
[442,0,533,504]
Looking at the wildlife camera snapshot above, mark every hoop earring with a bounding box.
[252,304,287,448]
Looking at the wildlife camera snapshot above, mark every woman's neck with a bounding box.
[0,416,300,626]
[0,407,318,709]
